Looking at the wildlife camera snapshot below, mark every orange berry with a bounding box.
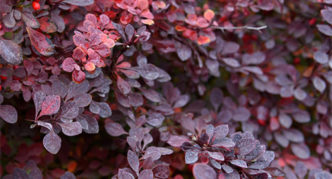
[204,9,215,21]
[84,62,96,73]
[67,161,77,172]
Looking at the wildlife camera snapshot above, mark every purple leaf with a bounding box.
[173,94,189,108]
[105,120,127,137]
[118,169,135,179]
[222,164,234,174]
[89,101,112,118]
[127,150,139,175]
[313,51,329,64]
[321,9,332,25]
[156,147,173,155]
[213,124,229,140]
[0,38,23,65]
[242,52,266,65]
[0,105,18,124]
[206,59,220,77]
[22,12,40,28]
[232,107,251,122]
[60,172,76,179]
[137,64,160,80]
[236,138,257,155]
[222,41,239,55]
[143,147,161,161]
[212,137,235,148]
[125,24,135,41]
[63,0,94,6]
[249,151,275,169]
[167,135,189,147]
[314,171,332,179]
[208,151,224,161]
[61,102,79,120]
[282,129,304,143]
[291,143,310,159]
[185,150,199,164]
[128,93,144,107]
[59,122,82,136]
[3,11,15,28]
[313,76,326,93]
[292,110,310,123]
[51,9,65,33]
[141,88,161,103]
[294,162,307,178]
[39,95,61,118]
[241,66,263,75]
[24,160,43,179]
[138,169,153,179]
[294,88,307,101]
[278,113,293,128]
[147,112,165,127]
[230,159,247,168]
[153,164,170,178]
[77,114,99,134]
[12,168,29,179]
[43,131,61,154]
[117,76,131,95]
[193,163,217,179]
[66,81,89,101]
[274,132,289,148]
[317,24,332,36]
[210,88,223,110]
[222,58,240,68]
[177,45,192,61]
[73,93,92,107]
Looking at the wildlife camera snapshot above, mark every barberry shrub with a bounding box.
[0,0,332,178]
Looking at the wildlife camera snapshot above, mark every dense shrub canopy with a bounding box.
[0,0,332,178]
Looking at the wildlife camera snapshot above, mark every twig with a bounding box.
[213,25,267,31]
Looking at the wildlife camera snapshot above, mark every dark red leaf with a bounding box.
[27,27,55,56]
[38,95,61,118]
[72,70,86,83]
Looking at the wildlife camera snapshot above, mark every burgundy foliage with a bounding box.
[1,0,332,178]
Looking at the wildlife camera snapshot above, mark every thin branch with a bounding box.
[212,25,267,31]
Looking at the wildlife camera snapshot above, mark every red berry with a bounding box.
[32,1,40,11]
[294,57,301,64]
[258,119,266,126]
[309,18,316,26]
[0,76,7,81]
